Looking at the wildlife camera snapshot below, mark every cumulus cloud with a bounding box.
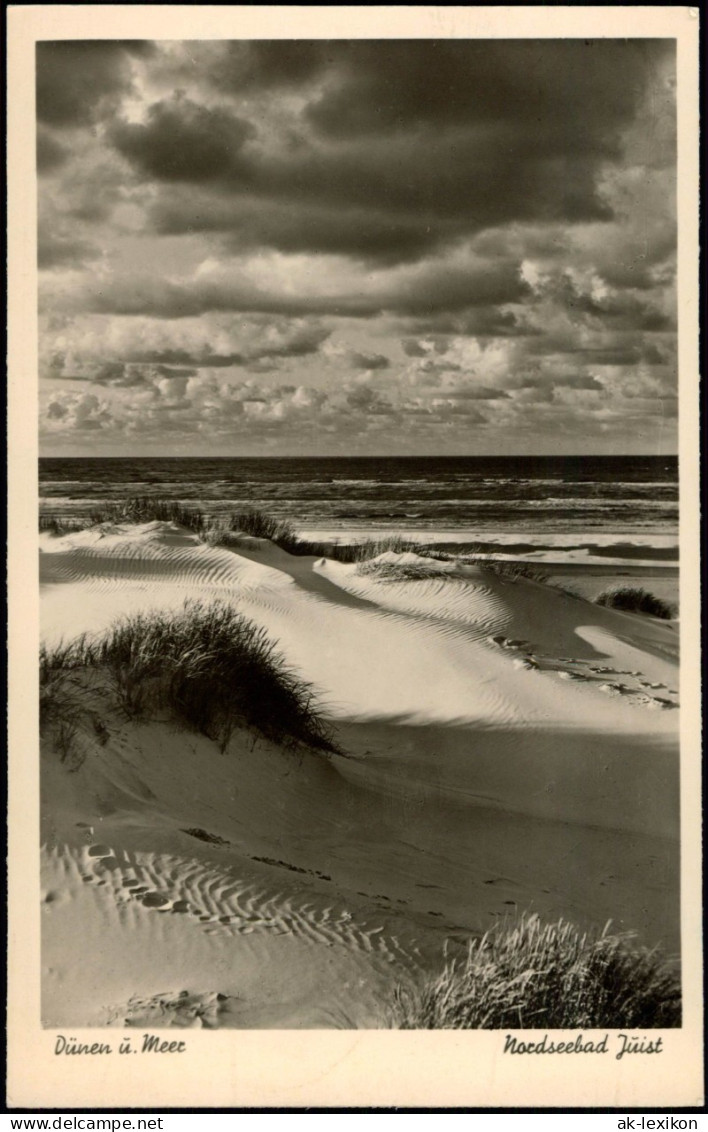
[44,391,112,431]
[40,314,332,380]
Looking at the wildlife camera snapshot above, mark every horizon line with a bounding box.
[38,452,680,460]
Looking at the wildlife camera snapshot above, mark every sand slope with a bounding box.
[40,523,680,1027]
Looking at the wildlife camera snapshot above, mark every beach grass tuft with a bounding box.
[40,651,108,769]
[356,557,454,582]
[41,498,207,535]
[355,552,550,584]
[594,587,675,620]
[40,601,338,755]
[480,559,550,583]
[227,508,298,544]
[39,515,87,536]
[391,913,681,1029]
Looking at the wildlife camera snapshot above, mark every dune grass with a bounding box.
[355,553,550,585]
[594,587,675,620]
[391,913,680,1029]
[40,644,111,768]
[40,498,207,536]
[39,515,90,536]
[356,558,455,582]
[481,560,550,583]
[226,508,298,544]
[40,601,337,756]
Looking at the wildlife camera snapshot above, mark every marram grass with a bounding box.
[594,587,675,620]
[40,600,337,755]
[391,914,681,1029]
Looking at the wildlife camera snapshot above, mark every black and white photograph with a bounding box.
[7,4,702,1111]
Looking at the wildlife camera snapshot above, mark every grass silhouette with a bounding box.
[40,601,337,755]
[594,587,675,620]
[392,913,680,1029]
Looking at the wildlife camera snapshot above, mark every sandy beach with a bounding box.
[40,518,680,1030]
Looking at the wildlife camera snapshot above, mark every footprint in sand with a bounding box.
[513,657,538,670]
[140,892,172,909]
[87,844,112,858]
[557,670,583,681]
[489,635,533,652]
[95,856,121,871]
[43,889,68,906]
[117,989,239,1029]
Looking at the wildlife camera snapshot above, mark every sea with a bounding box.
[39,454,678,565]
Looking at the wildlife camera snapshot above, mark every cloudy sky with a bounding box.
[37,38,677,456]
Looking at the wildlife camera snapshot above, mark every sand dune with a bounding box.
[40,521,680,1027]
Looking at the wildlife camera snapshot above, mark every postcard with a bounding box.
[7,4,702,1110]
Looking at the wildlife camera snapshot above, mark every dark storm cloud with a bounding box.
[304,40,673,141]
[36,41,154,127]
[103,40,673,263]
[206,41,330,92]
[111,97,256,183]
[112,104,614,255]
[150,192,446,265]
